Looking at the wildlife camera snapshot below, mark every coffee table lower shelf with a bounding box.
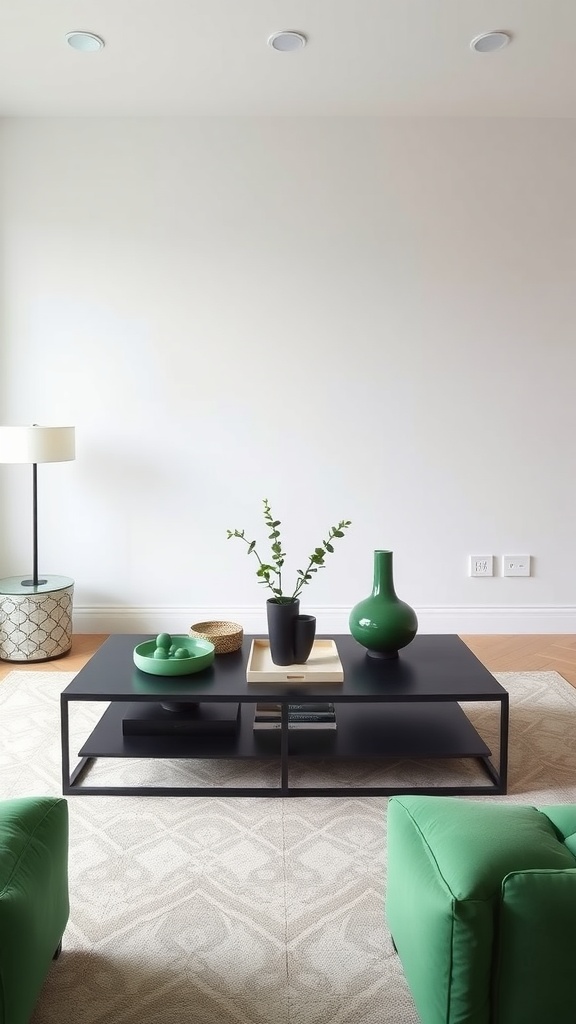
[62,699,505,797]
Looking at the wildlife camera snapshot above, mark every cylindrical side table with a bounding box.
[0,575,74,662]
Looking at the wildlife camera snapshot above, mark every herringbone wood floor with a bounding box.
[461,634,576,687]
[1,634,576,685]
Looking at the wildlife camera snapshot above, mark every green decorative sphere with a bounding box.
[134,635,215,676]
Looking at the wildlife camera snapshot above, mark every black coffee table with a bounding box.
[60,633,509,797]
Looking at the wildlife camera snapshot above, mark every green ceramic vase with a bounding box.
[349,550,418,659]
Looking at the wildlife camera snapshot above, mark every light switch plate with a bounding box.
[502,555,531,577]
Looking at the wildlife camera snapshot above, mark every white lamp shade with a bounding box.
[0,425,75,464]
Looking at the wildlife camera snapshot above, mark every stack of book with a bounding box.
[253,702,337,730]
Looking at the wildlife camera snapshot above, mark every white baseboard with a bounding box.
[72,604,576,635]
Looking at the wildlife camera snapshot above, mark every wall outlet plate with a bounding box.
[469,555,494,577]
[502,555,531,577]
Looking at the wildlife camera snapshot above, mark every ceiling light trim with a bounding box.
[267,31,307,52]
[65,31,105,52]
[470,31,511,53]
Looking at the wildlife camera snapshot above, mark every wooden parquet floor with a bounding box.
[461,634,576,688]
[1,634,576,685]
[0,634,108,681]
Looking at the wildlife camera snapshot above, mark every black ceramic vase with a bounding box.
[266,599,316,666]
[349,550,418,659]
[293,614,316,664]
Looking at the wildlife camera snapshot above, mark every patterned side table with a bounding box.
[0,575,74,662]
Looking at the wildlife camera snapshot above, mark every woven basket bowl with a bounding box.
[190,620,244,654]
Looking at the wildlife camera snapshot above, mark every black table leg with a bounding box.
[280,702,289,793]
[61,695,94,792]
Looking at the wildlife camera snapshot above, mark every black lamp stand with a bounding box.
[21,463,47,588]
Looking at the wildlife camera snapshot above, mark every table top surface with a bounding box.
[0,574,74,595]
[62,633,507,702]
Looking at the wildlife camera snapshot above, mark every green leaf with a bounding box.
[229,502,350,603]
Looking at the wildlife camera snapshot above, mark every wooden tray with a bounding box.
[246,639,344,683]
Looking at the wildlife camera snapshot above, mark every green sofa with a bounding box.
[0,797,69,1024]
[386,795,576,1024]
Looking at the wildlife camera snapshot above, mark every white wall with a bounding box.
[0,117,575,634]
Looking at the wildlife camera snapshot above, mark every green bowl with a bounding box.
[133,635,215,676]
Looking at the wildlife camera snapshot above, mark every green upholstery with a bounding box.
[0,797,69,1024]
[386,796,576,1024]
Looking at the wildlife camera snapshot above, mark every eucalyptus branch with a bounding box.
[225,527,282,597]
[227,500,351,603]
[291,520,352,600]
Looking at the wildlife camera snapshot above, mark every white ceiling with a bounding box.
[1,0,575,117]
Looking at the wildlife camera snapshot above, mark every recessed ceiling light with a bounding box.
[268,31,307,52]
[470,31,511,53]
[66,31,105,52]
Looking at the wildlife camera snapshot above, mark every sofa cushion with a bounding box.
[539,804,576,857]
[496,868,576,1024]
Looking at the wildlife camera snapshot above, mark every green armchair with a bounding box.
[386,795,576,1024]
[0,797,69,1024]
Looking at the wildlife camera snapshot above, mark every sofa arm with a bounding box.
[0,797,69,1024]
[385,796,576,1024]
[496,868,576,1024]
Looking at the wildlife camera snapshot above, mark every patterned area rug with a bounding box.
[1,669,576,1024]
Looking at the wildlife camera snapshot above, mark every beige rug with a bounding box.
[1,669,576,1024]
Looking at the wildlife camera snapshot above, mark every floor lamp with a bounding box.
[0,424,76,662]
